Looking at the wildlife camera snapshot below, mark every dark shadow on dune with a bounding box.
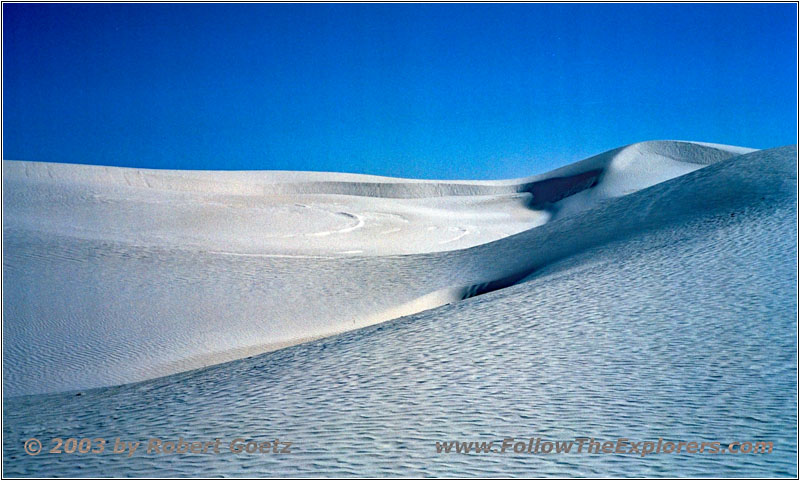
[518,168,603,206]
[270,168,605,200]
[460,269,538,300]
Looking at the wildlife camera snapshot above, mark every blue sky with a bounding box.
[3,3,797,179]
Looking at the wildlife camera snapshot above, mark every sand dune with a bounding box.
[3,140,784,396]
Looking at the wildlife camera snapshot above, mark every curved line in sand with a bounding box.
[438,226,472,245]
[308,212,365,237]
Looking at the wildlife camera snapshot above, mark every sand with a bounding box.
[2,140,773,396]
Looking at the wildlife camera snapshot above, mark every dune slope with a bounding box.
[2,140,785,396]
[2,143,796,477]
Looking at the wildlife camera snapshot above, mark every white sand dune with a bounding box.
[3,140,784,396]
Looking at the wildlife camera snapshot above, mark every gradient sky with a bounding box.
[3,3,797,179]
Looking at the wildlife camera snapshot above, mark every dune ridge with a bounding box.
[4,140,790,396]
[5,140,750,197]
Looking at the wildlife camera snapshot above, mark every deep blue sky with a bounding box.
[3,3,797,179]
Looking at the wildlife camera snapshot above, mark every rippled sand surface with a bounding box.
[3,146,796,477]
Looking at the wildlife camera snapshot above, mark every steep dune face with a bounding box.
[544,141,755,219]
[2,141,785,396]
